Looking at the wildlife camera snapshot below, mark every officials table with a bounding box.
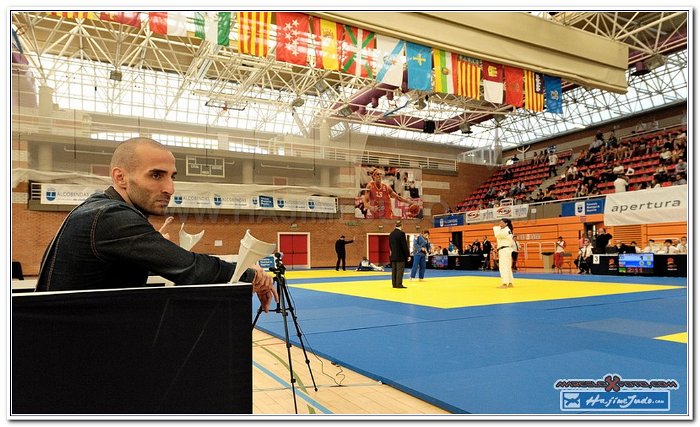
[12,283,252,415]
[589,254,687,277]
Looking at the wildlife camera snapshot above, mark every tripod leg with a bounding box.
[279,282,318,392]
[251,304,265,330]
[277,283,299,413]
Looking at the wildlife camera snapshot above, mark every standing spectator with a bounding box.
[554,236,566,274]
[482,235,493,271]
[335,235,355,271]
[548,151,559,177]
[410,231,431,281]
[594,228,613,254]
[511,235,520,271]
[493,218,515,288]
[613,175,629,193]
[389,221,410,289]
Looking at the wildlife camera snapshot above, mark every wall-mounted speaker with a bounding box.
[423,120,435,134]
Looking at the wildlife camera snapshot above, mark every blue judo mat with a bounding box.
[253,270,688,416]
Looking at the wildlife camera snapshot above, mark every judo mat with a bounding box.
[253,269,688,416]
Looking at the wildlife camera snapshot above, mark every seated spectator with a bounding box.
[676,236,688,254]
[656,239,678,254]
[654,165,669,183]
[575,184,589,198]
[628,241,642,253]
[357,256,384,272]
[613,240,633,254]
[643,178,662,190]
[565,165,579,181]
[659,147,673,164]
[606,131,618,148]
[643,239,656,253]
[673,173,687,186]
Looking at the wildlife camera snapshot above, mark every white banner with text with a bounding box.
[604,185,687,226]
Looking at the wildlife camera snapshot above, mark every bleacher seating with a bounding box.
[457,150,572,211]
[457,125,686,210]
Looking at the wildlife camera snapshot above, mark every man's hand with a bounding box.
[250,264,278,313]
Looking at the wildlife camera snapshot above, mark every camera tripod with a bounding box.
[252,253,317,414]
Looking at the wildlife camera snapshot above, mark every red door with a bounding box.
[278,233,310,269]
[368,234,390,265]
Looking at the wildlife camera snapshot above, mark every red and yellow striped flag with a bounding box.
[454,55,481,100]
[49,12,98,20]
[524,70,545,112]
[237,12,272,58]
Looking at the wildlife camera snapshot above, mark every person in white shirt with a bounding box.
[676,237,688,254]
[356,256,384,272]
[575,238,594,274]
[554,236,566,274]
[613,175,629,193]
[656,239,679,254]
[642,239,656,253]
[548,152,558,177]
[493,218,515,288]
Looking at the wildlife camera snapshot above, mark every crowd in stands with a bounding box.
[456,124,687,211]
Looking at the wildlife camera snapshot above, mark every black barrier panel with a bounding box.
[11,284,252,415]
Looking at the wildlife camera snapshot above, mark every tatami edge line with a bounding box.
[252,360,333,414]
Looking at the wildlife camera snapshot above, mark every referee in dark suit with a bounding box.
[335,235,354,271]
[389,221,410,288]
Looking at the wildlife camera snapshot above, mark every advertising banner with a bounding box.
[604,185,687,225]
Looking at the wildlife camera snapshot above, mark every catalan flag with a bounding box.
[237,12,272,57]
[432,49,455,94]
[49,12,98,20]
[454,55,480,100]
[524,70,544,112]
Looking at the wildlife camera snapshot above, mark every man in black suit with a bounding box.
[334,235,355,271]
[594,228,613,254]
[389,221,410,288]
[482,235,493,270]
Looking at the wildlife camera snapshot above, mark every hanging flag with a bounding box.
[504,66,524,108]
[311,17,342,70]
[524,70,545,112]
[49,12,98,20]
[374,35,405,86]
[339,24,376,78]
[454,55,481,99]
[148,12,187,37]
[275,12,311,66]
[100,12,142,28]
[544,75,563,114]
[194,12,231,47]
[482,61,504,104]
[432,49,455,94]
[237,12,271,56]
[406,42,432,91]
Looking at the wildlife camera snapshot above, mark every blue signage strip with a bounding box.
[561,198,605,217]
[433,213,466,228]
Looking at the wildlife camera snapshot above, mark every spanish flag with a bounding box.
[311,17,341,70]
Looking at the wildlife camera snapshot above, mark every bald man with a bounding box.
[36,138,277,311]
